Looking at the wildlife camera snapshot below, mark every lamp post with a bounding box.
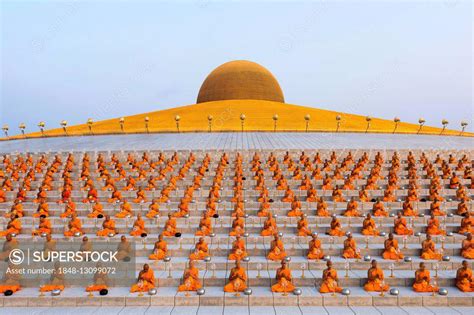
[38,122,45,137]
[208,115,213,132]
[365,116,372,133]
[119,117,125,133]
[273,114,279,132]
[87,118,93,135]
[417,118,425,134]
[441,119,449,135]
[144,116,150,133]
[240,114,246,132]
[460,121,468,135]
[393,117,400,134]
[19,123,26,138]
[2,125,9,138]
[175,115,181,132]
[336,115,341,132]
[304,114,310,132]
[61,120,68,136]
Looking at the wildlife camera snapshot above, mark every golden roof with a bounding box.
[197,60,284,103]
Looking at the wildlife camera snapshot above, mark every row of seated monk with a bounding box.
[1,227,472,267]
[0,258,472,296]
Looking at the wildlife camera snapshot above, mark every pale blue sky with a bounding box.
[1,0,472,135]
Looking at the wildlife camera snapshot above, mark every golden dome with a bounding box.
[197,60,284,103]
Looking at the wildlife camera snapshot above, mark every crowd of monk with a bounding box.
[0,150,472,295]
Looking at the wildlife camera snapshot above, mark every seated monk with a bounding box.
[307,233,324,260]
[429,197,445,216]
[456,260,473,292]
[0,214,21,237]
[461,233,474,259]
[394,211,413,235]
[63,213,83,237]
[149,234,167,260]
[60,200,76,218]
[40,262,65,292]
[96,215,116,237]
[342,234,361,259]
[426,214,445,236]
[130,264,155,293]
[297,213,312,236]
[344,198,360,217]
[261,213,277,236]
[0,190,5,203]
[364,260,389,292]
[0,262,21,295]
[361,213,379,236]
[130,214,147,237]
[195,212,212,236]
[327,215,345,236]
[133,187,147,203]
[228,235,247,260]
[224,260,247,292]
[316,200,330,217]
[413,262,438,293]
[457,200,468,216]
[271,260,295,293]
[372,199,388,217]
[146,199,160,219]
[306,187,320,202]
[88,202,104,218]
[402,199,417,217]
[107,188,123,203]
[229,214,245,236]
[116,235,132,261]
[189,237,209,260]
[421,235,442,260]
[178,260,202,292]
[287,198,303,217]
[162,213,178,237]
[267,234,287,261]
[33,202,49,218]
[115,200,133,218]
[459,212,473,235]
[332,186,345,202]
[281,188,294,202]
[382,233,403,260]
[32,216,51,236]
[85,264,109,294]
[320,260,342,293]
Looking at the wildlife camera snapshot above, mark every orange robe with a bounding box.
[394,217,413,235]
[271,268,295,292]
[426,218,445,236]
[130,269,155,292]
[149,240,167,260]
[461,239,474,259]
[328,219,345,236]
[228,238,247,260]
[224,266,247,292]
[32,219,51,236]
[178,266,202,291]
[456,267,474,292]
[189,242,209,260]
[307,238,324,260]
[364,267,389,292]
[267,239,286,261]
[413,269,438,292]
[320,268,342,293]
[342,238,361,259]
[420,240,442,260]
[0,218,21,237]
[64,218,83,237]
[382,239,403,260]
[361,218,379,236]
[130,218,147,236]
[162,217,177,236]
[96,220,116,237]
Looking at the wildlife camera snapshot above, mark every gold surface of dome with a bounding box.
[197,60,285,103]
